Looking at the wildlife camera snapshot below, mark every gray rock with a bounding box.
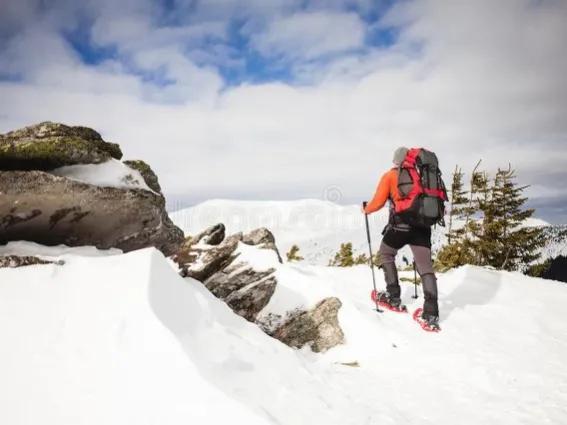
[225,276,278,322]
[242,227,283,263]
[174,232,241,281]
[174,226,277,322]
[192,223,226,246]
[204,263,276,299]
[0,255,62,268]
[0,122,122,171]
[123,160,162,194]
[271,297,345,353]
[0,170,184,256]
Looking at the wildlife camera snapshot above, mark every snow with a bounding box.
[0,241,122,259]
[523,217,550,227]
[1,243,567,424]
[51,159,155,192]
[0,248,269,425]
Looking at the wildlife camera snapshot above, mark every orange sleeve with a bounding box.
[364,171,392,214]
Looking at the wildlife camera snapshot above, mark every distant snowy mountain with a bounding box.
[1,242,566,424]
[170,199,555,265]
[170,199,429,264]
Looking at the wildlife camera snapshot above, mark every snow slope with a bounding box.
[0,248,270,425]
[1,244,567,424]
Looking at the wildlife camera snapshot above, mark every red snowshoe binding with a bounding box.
[371,290,408,313]
[413,308,441,332]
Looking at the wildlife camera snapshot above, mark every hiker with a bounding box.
[363,147,446,329]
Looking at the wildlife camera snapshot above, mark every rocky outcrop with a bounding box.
[0,122,122,170]
[174,224,344,353]
[0,255,63,268]
[123,160,162,194]
[271,297,345,353]
[174,224,279,322]
[0,171,183,255]
[175,233,242,281]
[242,227,283,263]
[0,122,184,255]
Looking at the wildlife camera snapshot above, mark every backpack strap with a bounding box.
[395,148,423,213]
[401,148,421,168]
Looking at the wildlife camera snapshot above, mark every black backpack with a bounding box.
[393,148,448,227]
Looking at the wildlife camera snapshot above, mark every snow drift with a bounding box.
[1,243,567,424]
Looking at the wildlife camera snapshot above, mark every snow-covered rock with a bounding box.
[0,255,59,268]
[271,297,345,353]
[173,224,345,349]
[0,122,184,256]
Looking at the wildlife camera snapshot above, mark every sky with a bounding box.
[1,0,566,223]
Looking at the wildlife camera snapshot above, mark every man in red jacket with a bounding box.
[364,147,439,328]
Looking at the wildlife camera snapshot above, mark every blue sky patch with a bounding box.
[60,0,399,88]
[63,23,117,66]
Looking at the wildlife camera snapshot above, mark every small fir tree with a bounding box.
[446,166,468,245]
[437,163,483,270]
[286,245,304,262]
[329,243,355,267]
[354,253,370,265]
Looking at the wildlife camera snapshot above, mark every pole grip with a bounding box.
[362,201,368,208]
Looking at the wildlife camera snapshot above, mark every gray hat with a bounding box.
[393,147,409,166]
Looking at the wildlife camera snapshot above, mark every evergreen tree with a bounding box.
[354,253,369,265]
[436,164,482,270]
[438,164,547,272]
[329,243,355,267]
[470,171,494,266]
[286,245,304,262]
[447,166,468,245]
[482,167,546,271]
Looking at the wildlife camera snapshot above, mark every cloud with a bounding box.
[250,11,366,60]
[1,0,566,223]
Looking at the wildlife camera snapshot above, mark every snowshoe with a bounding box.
[370,290,407,313]
[412,308,441,332]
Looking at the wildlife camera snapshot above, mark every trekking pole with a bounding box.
[412,261,418,299]
[402,256,418,299]
[362,202,383,313]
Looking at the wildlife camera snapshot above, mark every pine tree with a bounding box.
[482,166,546,271]
[436,163,482,270]
[437,164,547,272]
[470,171,494,266]
[446,165,468,245]
[329,243,355,267]
[286,245,304,262]
[354,253,369,265]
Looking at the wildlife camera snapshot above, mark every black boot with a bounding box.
[421,273,439,320]
[380,262,401,307]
